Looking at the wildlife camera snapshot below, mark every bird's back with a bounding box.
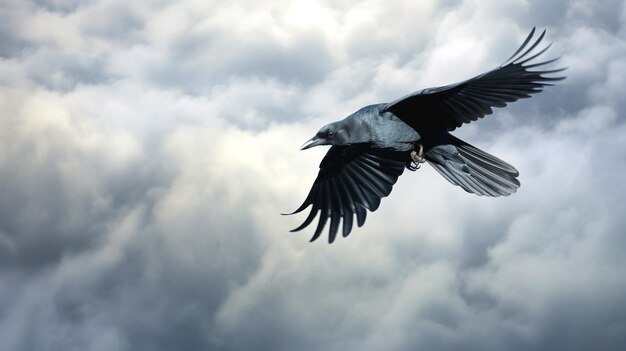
[356,104,420,151]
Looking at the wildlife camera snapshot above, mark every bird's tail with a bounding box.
[424,134,520,196]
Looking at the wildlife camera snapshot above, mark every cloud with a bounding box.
[1,1,626,350]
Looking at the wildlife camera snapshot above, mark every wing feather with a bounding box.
[286,145,406,243]
[384,28,565,132]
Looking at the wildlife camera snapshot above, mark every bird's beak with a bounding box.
[300,136,326,150]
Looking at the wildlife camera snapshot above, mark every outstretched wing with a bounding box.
[286,145,407,243]
[384,28,566,132]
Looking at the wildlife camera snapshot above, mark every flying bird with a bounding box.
[286,28,565,243]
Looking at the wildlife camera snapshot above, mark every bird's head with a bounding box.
[301,122,350,150]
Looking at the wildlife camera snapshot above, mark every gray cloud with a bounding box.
[1,1,626,350]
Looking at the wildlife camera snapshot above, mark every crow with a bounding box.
[286,28,565,243]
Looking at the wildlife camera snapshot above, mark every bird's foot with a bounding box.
[408,144,426,170]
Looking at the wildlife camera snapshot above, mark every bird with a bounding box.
[285,28,566,243]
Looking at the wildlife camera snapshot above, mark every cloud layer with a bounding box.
[1,1,625,350]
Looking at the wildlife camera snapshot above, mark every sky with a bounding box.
[1,0,625,350]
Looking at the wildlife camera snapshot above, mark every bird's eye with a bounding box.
[327,131,334,137]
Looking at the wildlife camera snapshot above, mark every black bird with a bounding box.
[286,28,565,243]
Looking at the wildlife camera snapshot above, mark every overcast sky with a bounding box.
[1,0,625,350]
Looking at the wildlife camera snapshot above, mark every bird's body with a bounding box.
[287,28,565,243]
[336,104,421,151]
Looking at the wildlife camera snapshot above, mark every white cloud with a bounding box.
[1,0,625,350]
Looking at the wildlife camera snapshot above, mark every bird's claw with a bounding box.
[409,144,426,170]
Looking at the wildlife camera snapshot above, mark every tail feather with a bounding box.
[425,135,520,197]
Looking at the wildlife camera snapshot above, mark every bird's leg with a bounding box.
[411,144,426,163]
[409,144,426,170]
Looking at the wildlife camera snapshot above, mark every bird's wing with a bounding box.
[425,134,520,196]
[286,145,407,243]
[383,28,566,132]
